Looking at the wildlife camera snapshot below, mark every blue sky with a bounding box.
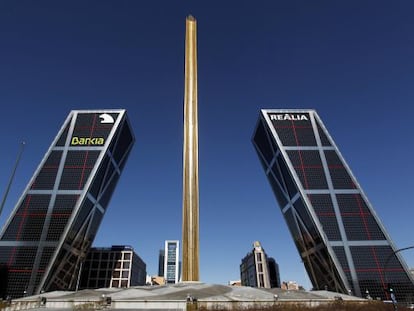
[1,1,414,289]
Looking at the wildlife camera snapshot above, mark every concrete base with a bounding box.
[2,283,367,310]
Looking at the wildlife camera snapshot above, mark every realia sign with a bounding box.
[270,114,308,121]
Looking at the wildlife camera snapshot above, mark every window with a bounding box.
[259,274,264,287]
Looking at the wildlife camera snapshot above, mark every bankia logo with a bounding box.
[99,113,114,124]
[71,137,105,146]
[270,113,308,121]
[70,113,113,146]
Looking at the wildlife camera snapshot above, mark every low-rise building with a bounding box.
[79,245,146,289]
[229,280,242,286]
[281,281,300,290]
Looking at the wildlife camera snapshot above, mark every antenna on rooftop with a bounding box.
[0,141,25,219]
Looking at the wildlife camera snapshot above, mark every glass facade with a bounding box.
[240,241,273,289]
[252,109,414,301]
[164,240,179,284]
[79,245,146,289]
[0,110,134,298]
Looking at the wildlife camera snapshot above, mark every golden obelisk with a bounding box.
[181,15,199,282]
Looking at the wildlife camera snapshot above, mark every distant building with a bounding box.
[229,280,242,286]
[281,281,300,291]
[267,257,281,288]
[240,241,279,288]
[147,275,165,286]
[158,250,165,277]
[79,245,146,289]
[164,240,180,284]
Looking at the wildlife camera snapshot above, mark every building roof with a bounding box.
[11,282,366,305]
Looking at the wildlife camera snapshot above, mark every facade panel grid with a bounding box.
[56,123,71,146]
[3,195,51,241]
[308,194,341,240]
[336,194,385,241]
[0,110,134,299]
[315,122,332,147]
[268,171,288,209]
[342,217,385,241]
[309,194,341,240]
[287,150,329,190]
[270,114,316,146]
[324,150,356,189]
[332,245,355,295]
[30,151,62,190]
[277,157,298,199]
[253,109,414,301]
[58,151,100,190]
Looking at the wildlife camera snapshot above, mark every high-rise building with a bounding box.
[158,249,165,277]
[252,109,414,301]
[240,241,273,288]
[164,240,180,284]
[79,245,146,289]
[0,109,134,298]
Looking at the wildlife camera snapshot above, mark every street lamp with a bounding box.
[383,245,414,307]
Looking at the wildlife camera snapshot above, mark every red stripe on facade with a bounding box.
[78,114,97,189]
[343,267,403,273]
[316,212,336,216]
[9,269,45,273]
[275,125,313,129]
[354,194,386,290]
[15,213,72,217]
[316,212,373,217]
[64,166,94,169]
[74,125,112,130]
[354,194,371,240]
[293,165,344,169]
[290,121,309,189]
[8,195,33,265]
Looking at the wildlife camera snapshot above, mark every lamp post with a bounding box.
[383,245,414,309]
[0,141,25,219]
